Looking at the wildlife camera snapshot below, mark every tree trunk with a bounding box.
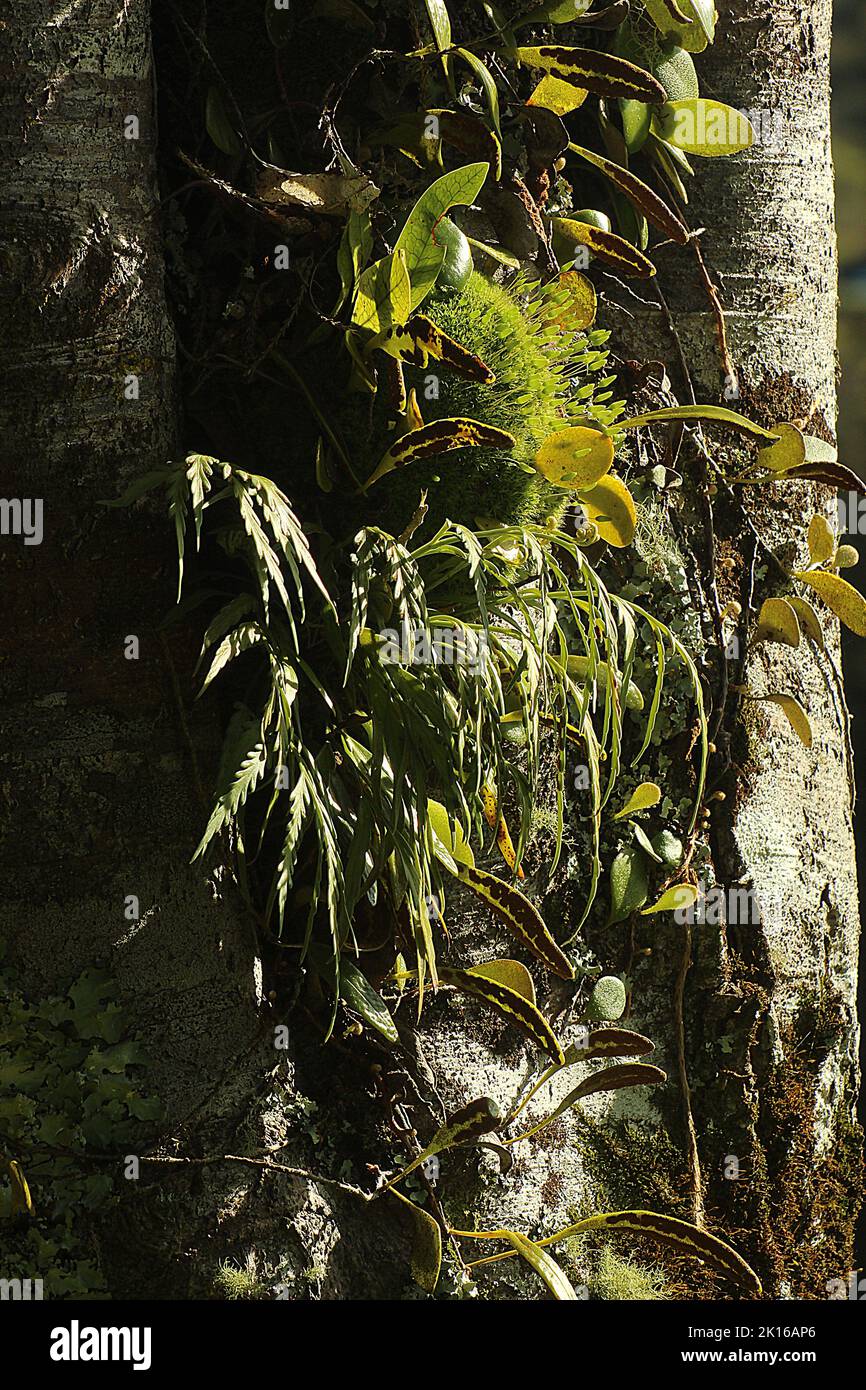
[598,0,862,1294]
[1,0,859,1301]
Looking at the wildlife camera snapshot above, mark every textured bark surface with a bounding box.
[602,0,863,1295]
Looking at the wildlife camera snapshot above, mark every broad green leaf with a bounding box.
[794,570,866,637]
[620,98,652,153]
[641,883,699,915]
[807,514,836,566]
[551,216,656,278]
[614,782,662,820]
[456,866,573,979]
[754,597,801,648]
[616,404,777,439]
[566,656,644,711]
[643,0,715,53]
[579,473,637,548]
[762,695,813,749]
[339,958,399,1044]
[364,418,515,490]
[534,426,614,490]
[440,966,566,1062]
[568,143,688,243]
[390,1189,442,1293]
[657,99,755,157]
[395,163,489,309]
[352,250,412,333]
[427,798,475,867]
[608,845,649,923]
[514,46,667,105]
[757,422,806,473]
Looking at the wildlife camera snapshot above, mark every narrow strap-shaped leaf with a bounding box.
[514,46,667,105]
[510,1063,667,1143]
[617,404,777,438]
[568,143,689,244]
[382,1096,502,1190]
[440,966,566,1064]
[456,865,573,979]
[498,1231,578,1300]
[553,1211,762,1296]
[363,419,516,490]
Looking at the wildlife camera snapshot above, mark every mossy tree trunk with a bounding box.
[604,0,862,1294]
[1,0,858,1300]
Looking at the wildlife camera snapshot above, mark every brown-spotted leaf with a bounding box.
[364,418,515,489]
[440,965,566,1063]
[456,865,574,979]
[552,217,656,278]
[569,143,689,244]
[515,46,667,104]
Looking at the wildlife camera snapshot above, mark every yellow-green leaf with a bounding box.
[757,422,806,473]
[795,569,866,637]
[467,959,536,1004]
[579,473,637,547]
[787,597,825,650]
[641,883,698,915]
[390,1189,442,1293]
[498,1231,579,1300]
[511,1063,667,1143]
[7,1160,33,1217]
[754,597,801,648]
[657,99,755,157]
[427,798,475,867]
[617,404,777,438]
[339,958,399,1044]
[807,514,836,566]
[762,695,813,748]
[527,74,588,115]
[352,249,412,332]
[614,782,662,820]
[542,269,597,331]
[535,426,615,490]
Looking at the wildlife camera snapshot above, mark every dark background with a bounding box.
[833,0,865,1263]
